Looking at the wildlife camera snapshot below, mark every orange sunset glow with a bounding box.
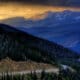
[0,2,80,20]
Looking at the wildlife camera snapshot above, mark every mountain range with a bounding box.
[1,10,80,53]
[0,23,80,68]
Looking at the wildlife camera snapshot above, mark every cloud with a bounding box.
[1,10,80,52]
[0,0,80,6]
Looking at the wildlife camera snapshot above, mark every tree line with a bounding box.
[0,68,80,80]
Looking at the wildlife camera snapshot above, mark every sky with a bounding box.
[0,0,80,53]
[0,0,80,6]
[0,0,79,20]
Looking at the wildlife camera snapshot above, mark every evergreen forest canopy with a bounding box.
[0,23,80,69]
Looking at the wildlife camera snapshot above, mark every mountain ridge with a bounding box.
[0,23,80,68]
[1,10,80,53]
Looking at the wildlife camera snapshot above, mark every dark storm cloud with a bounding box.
[0,0,80,6]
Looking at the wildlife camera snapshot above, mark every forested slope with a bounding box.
[0,24,79,67]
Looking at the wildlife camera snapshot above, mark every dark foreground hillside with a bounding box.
[0,24,80,68]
